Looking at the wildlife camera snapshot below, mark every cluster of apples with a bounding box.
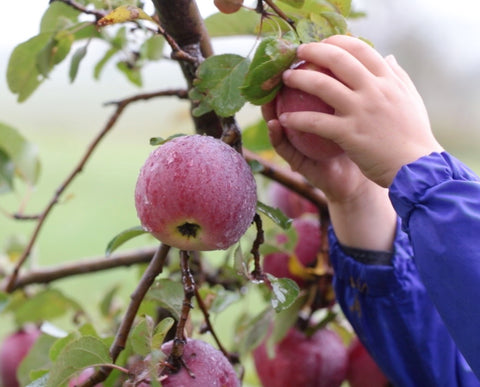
[253,180,389,387]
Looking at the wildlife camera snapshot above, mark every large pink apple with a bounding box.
[276,61,344,161]
[0,327,41,387]
[253,327,348,387]
[159,338,240,386]
[346,337,389,387]
[263,217,321,287]
[135,135,257,251]
[268,180,317,219]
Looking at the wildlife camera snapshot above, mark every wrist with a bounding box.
[327,182,397,251]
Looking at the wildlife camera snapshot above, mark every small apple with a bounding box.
[346,337,389,387]
[159,338,240,386]
[276,61,344,161]
[253,327,348,387]
[214,0,244,14]
[268,180,317,219]
[135,135,257,251]
[0,327,41,387]
[263,217,321,287]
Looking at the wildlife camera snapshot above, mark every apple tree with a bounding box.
[0,0,389,386]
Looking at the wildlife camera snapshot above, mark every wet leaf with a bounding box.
[241,35,299,105]
[191,54,250,117]
[256,201,292,230]
[266,274,300,312]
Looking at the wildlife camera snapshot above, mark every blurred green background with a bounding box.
[1,0,480,385]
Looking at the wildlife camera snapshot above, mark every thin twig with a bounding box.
[3,89,184,293]
[242,148,328,208]
[250,213,265,281]
[3,247,158,291]
[81,243,170,387]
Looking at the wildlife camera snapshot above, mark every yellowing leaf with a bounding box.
[97,5,154,27]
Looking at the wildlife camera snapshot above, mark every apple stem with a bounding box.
[250,213,266,282]
[166,250,196,375]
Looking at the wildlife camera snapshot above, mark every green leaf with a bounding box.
[69,45,88,83]
[130,315,155,356]
[146,279,184,321]
[99,285,121,318]
[116,61,142,86]
[0,291,9,313]
[47,336,112,387]
[242,119,272,152]
[140,35,165,61]
[18,333,57,387]
[105,225,147,255]
[236,307,274,355]
[241,35,299,105]
[151,317,175,349]
[328,0,352,16]
[13,289,82,326]
[209,286,241,314]
[204,8,260,37]
[0,149,14,193]
[7,33,52,102]
[266,274,300,312]
[36,31,74,78]
[26,373,49,387]
[94,47,117,79]
[256,201,292,230]
[191,54,250,117]
[149,133,187,146]
[0,122,41,190]
[40,1,79,33]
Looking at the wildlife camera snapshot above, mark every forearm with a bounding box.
[328,181,397,252]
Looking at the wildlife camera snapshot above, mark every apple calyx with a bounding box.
[177,222,201,238]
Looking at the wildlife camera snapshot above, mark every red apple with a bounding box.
[135,135,257,251]
[159,338,240,386]
[346,337,389,387]
[276,61,343,161]
[253,327,348,387]
[268,180,317,219]
[263,217,321,287]
[0,327,41,387]
[214,0,244,14]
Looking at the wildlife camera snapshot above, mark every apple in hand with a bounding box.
[276,61,344,161]
[253,327,348,387]
[159,338,240,386]
[263,217,321,287]
[135,135,257,251]
[346,337,390,387]
[214,0,244,14]
[0,327,41,387]
[268,180,317,219]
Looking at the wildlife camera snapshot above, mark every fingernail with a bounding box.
[278,113,287,125]
[385,54,397,65]
[282,69,292,81]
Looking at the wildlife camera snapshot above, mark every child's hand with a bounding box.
[277,35,443,187]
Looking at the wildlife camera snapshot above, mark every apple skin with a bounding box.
[68,367,104,387]
[263,217,321,287]
[346,337,389,387]
[0,327,41,387]
[214,0,243,14]
[268,180,317,219]
[159,338,240,387]
[253,327,348,387]
[135,135,257,251]
[276,62,344,161]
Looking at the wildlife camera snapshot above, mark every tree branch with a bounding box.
[242,148,328,208]
[3,247,158,292]
[81,243,170,387]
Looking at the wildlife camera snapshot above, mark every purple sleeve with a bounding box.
[330,219,479,386]
[389,151,480,380]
